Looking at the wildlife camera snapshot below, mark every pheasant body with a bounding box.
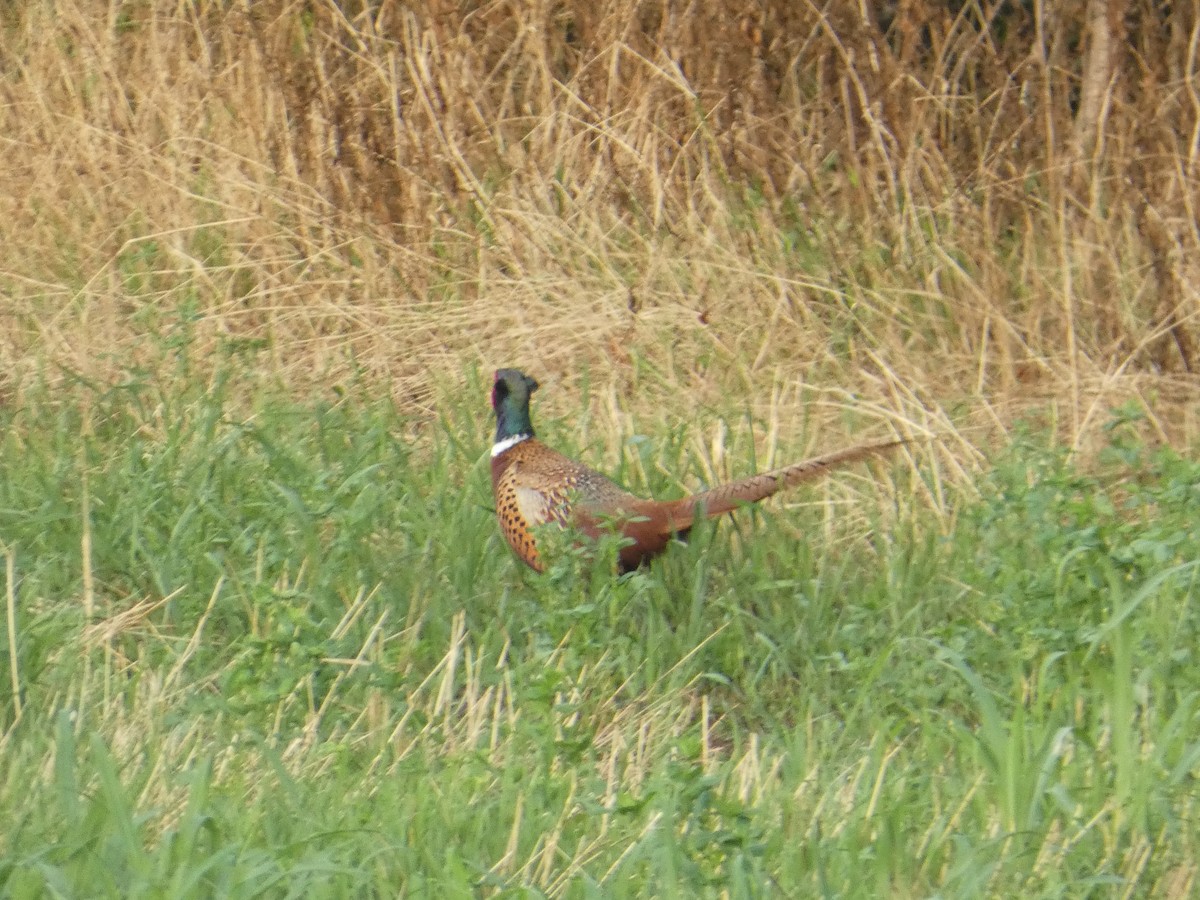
[491,437,646,572]
[489,369,900,572]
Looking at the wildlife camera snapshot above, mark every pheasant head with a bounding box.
[491,368,539,452]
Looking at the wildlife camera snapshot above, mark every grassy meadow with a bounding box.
[2,1,1200,896]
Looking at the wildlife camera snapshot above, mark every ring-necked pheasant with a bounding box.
[490,368,902,572]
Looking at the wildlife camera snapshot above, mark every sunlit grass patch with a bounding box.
[0,369,1196,895]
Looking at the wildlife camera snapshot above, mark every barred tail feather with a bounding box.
[657,439,904,532]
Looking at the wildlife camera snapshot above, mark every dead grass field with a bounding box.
[1,0,1197,456]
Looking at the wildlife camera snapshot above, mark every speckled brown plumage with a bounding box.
[489,368,902,573]
[491,437,640,572]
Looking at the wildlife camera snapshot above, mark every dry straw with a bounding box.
[0,1,1196,450]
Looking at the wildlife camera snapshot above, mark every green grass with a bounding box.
[0,363,1198,898]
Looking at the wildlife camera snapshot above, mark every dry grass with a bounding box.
[1,0,1198,454]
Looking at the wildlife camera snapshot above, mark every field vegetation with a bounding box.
[1,0,1198,895]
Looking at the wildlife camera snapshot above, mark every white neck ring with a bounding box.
[491,433,531,457]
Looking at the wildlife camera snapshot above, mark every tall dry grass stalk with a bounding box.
[0,0,1197,451]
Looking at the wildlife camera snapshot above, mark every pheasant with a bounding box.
[489,368,902,573]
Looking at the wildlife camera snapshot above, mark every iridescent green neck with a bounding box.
[494,391,534,444]
[492,369,539,455]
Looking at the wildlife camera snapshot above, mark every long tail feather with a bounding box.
[654,438,904,532]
